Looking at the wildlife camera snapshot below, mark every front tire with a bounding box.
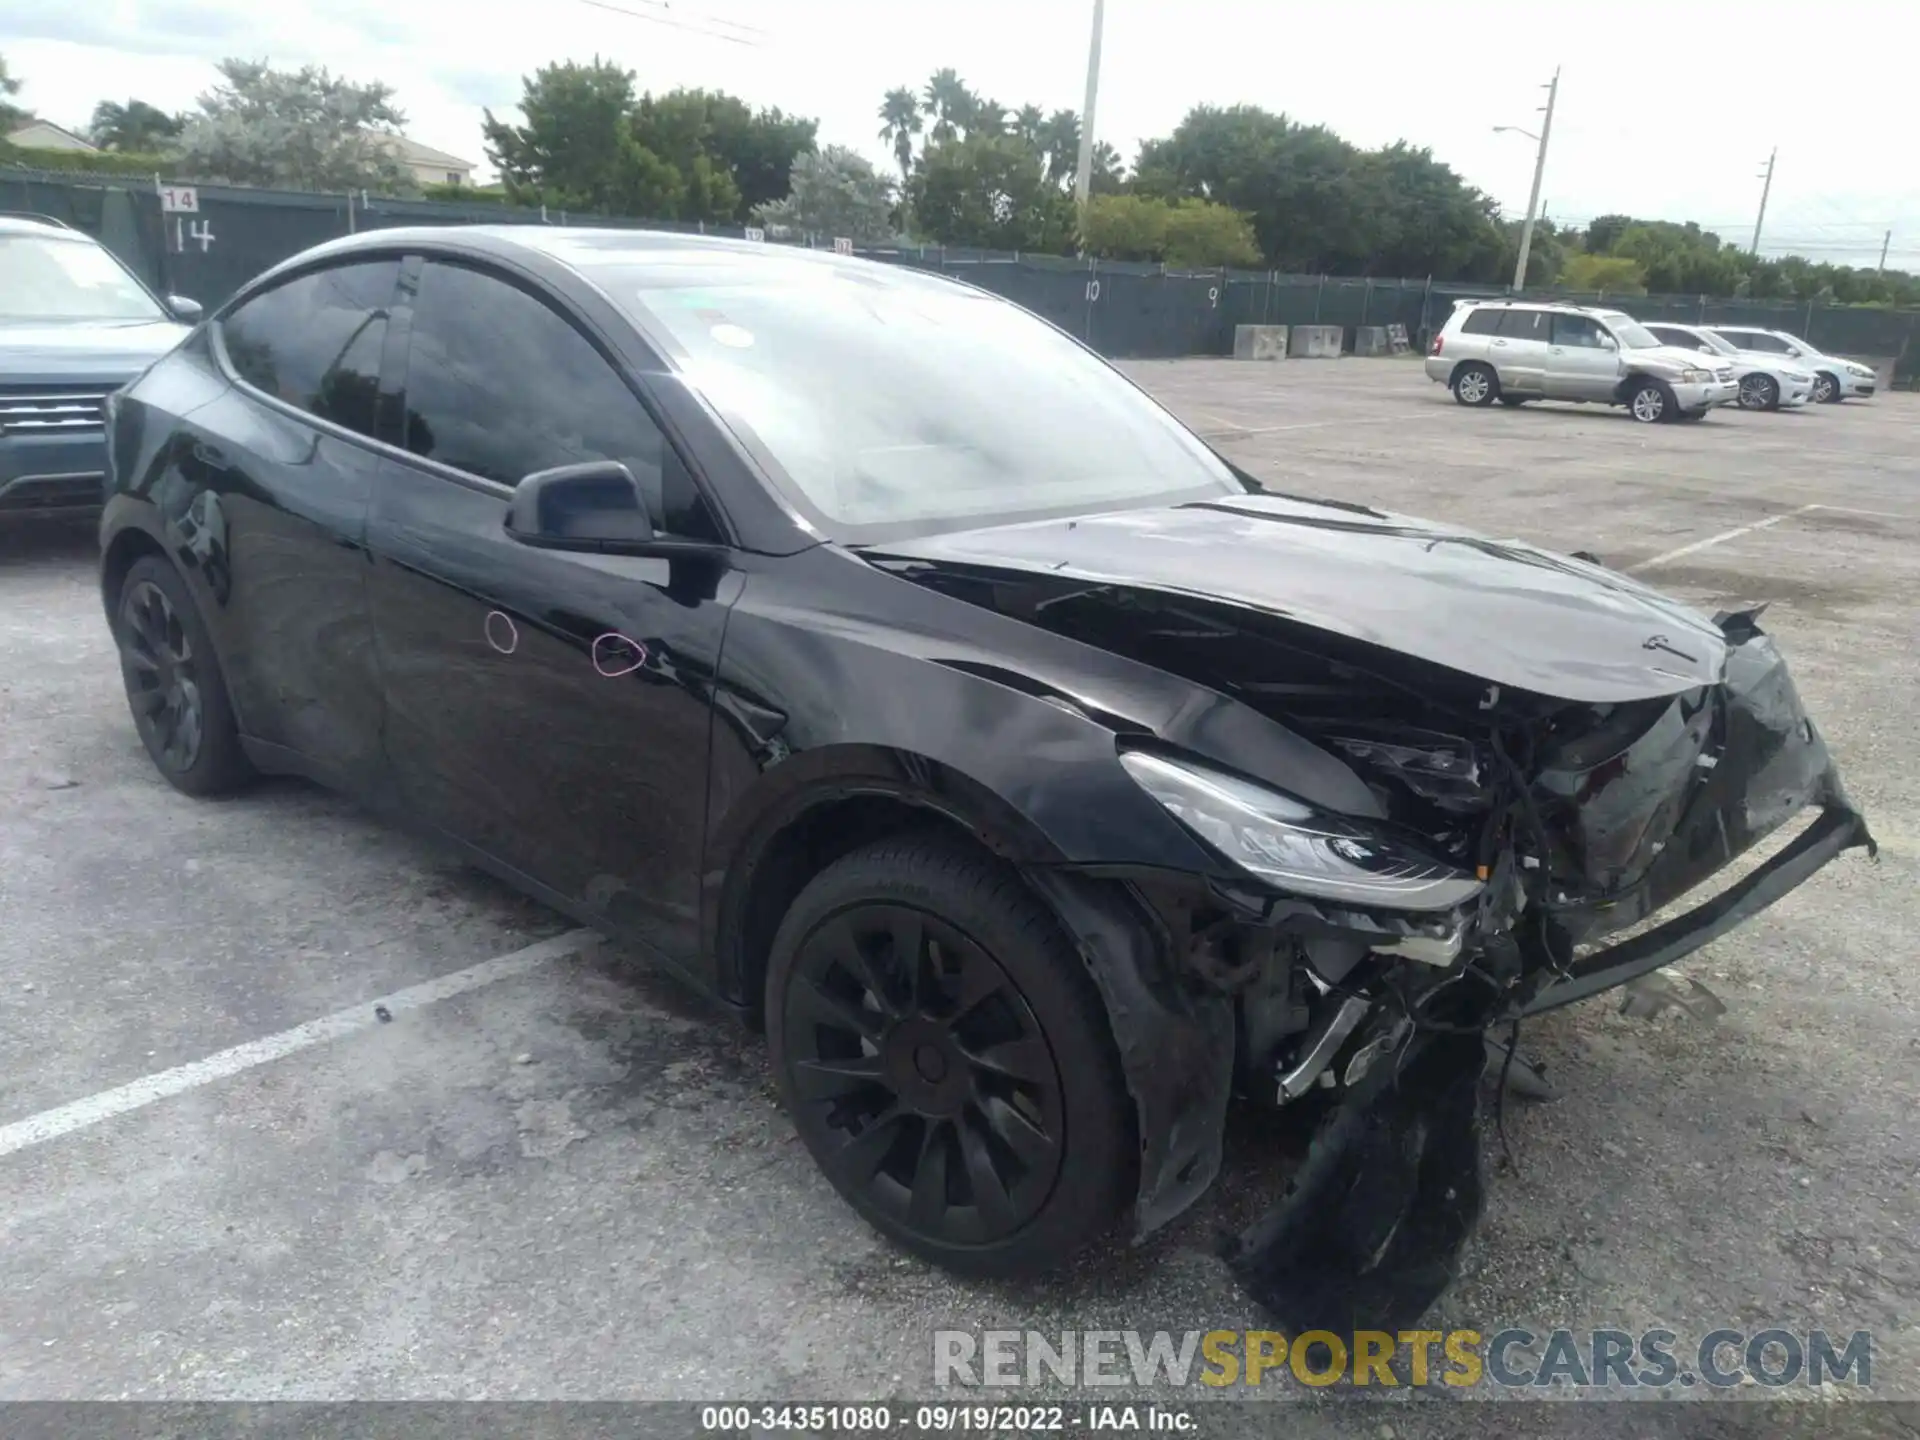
[114,555,254,796]
[1451,363,1498,407]
[1738,374,1779,411]
[766,836,1133,1279]
[1627,378,1675,423]
[1813,371,1841,404]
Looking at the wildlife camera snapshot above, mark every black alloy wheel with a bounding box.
[783,902,1065,1243]
[115,556,252,795]
[121,577,205,773]
[767,837,1131,1277]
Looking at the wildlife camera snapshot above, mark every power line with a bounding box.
[588,0,767,36]
[574,0,764,45]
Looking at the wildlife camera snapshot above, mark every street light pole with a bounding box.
[1073,0,1106,217]
[1510,66,1559,292]
[1750,148,1776,254]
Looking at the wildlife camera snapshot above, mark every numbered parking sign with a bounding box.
[833,237,854,255]
[744,226,766,242]
[159,185,198,214]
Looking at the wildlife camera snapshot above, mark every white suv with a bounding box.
[1701,326,1876,403]
[1425,300,1739,422]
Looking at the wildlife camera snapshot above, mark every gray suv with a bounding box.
[1425,300,1739,423]
[1,214,197,521]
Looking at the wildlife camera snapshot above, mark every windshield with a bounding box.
[1685,329,1738,356]
[595,256,1242,541]
[0,234,165,321]
[1603,315,1664,349]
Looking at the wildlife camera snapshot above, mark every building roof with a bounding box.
[5,119,99,151]
[382,134,477,171]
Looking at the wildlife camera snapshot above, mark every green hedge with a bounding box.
[0,143,178,178]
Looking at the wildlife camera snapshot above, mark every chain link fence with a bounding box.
[7,166,1916,384]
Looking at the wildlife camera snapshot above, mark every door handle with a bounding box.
[1491,340,1508,347]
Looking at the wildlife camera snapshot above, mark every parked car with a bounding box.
[1426,300,1740,422]
[1643,322,1813,411]
[0,214,199,521]
[1701,325,1876,403]
[100,229,1874,1331]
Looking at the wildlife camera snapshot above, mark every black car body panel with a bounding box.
[97,225,1874,1331]
[868,493,1729,704]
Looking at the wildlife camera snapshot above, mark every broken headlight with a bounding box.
[1120,750,1483,913]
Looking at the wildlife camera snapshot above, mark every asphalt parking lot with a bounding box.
[3,358,1917,1426]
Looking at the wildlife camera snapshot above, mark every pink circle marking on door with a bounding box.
[592,632,648,678]
[484,610,519,655]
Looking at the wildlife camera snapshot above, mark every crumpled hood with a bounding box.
[0,318,189,380]
[868,493,1728,704]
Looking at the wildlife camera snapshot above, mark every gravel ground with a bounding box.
[2,359,1915,1434]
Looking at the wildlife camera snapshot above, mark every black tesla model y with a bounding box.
[100,229,1873,1330]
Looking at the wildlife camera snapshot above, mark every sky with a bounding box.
[7,0,1918,270]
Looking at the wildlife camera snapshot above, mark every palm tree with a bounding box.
[1039,110,1081,187]
[87,99,184,152]
[877,86,921,186]
[972,100,1009,139]
[1014,105,1045,147]
[922,68,975,144]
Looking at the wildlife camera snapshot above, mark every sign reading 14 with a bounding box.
[159,184,214,253]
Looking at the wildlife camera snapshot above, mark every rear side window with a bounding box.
[219,261,398,439]
[1497,309,1548,340]
[398,260,719,540]
[1647,326,1689,346]
[1459,308,1503,336]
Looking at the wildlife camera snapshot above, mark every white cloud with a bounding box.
[7,0,1917,267]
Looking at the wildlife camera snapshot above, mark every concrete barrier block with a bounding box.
[1287,324,1342,358]
[1350,325,1391,356]
[1233,324,1289,360]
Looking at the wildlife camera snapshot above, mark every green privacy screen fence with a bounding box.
[8,166,1916,383]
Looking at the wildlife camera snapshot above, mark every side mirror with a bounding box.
[506,461,656,552]
[166,295,203,322]
[1599,334,1618,352]
[1698,344,1714,353]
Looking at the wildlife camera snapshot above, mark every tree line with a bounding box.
[3,49,1915,306]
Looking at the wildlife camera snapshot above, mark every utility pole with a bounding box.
[1879,229,1892,273]
[1073,0,1106,216]
[1509,66,1559,292]
[1750,148,1776,255]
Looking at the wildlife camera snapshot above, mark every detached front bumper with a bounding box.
[1519,802,1871,1015]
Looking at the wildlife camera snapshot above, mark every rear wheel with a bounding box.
[1813,371,1841,404]
[114,556,253,796]
[1627,379,1675,423]
[1738,374,1779,411]
[766,836,1132,1278]
[1451,363,1498,407]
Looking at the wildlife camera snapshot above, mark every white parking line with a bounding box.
[0,928,601,1160]
[1627,504,1820,572]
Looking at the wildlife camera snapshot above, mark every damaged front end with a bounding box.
[1099,610,1871,1334]
[871,502,1873,1332]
